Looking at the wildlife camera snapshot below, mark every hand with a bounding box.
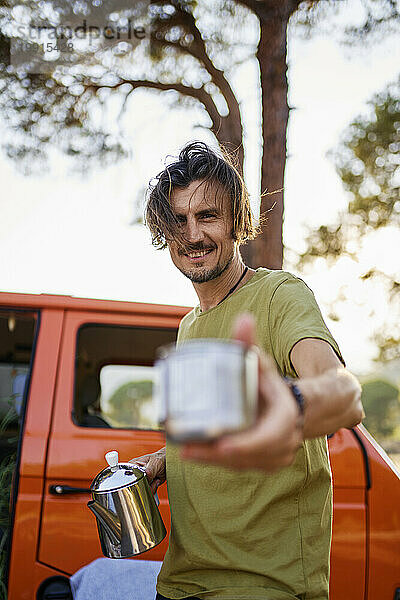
[180,314,303,472]
[129,447,166,493]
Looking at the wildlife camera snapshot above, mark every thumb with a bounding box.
[232,313,257,348]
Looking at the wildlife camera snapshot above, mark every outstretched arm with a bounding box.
[181,314,364,472]
[290,337,363,438]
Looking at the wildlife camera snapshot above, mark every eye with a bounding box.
[200,213,216,220]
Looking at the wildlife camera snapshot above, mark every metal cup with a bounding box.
[155,339,258,442]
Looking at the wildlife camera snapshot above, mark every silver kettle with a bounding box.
[88,451,167,559]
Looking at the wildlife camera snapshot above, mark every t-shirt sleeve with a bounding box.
[177,318,188,345]
[176,309,196,345]
[268,275,345,377]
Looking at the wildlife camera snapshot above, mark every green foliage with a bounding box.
[296,223,349,265]
[373,332,400,363]
[361,379,400,440]
[0,69,128,174]
[1,0,398,178]
[299,76,400,265]
[0,1,145,172]
[292,0,400,44]
[0,0,254,174]
[298,76,400,361]
[336,80,400,230]
[298,78,400,262]
[105,379,158,429]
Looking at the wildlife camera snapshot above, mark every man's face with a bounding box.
[168,180,236,284]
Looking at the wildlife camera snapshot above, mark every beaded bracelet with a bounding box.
[284,377,305,416]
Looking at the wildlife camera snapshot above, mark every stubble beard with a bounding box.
[178,251,234,284]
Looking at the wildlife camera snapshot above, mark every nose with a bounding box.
[184,217,205,245]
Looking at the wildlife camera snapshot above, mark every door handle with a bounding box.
[49,484,91,495]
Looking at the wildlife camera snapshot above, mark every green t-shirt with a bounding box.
[157,268,344,600]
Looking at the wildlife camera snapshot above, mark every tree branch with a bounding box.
[85,78,222,133]
[150,5,241,125]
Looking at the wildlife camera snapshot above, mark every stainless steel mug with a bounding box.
[155,339,258,442]
[88,451,166,558]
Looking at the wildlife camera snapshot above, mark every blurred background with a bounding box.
[0,0,399,465]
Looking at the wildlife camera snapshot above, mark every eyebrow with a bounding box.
[174,206,220,218]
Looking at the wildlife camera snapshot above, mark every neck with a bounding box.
[193,252,253,312]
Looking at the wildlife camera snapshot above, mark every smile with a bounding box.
[184,249,214,261]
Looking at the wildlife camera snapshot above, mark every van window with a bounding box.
[0,310,38,596]
[74,324,176,430]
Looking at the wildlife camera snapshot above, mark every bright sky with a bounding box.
[1,0,399,376]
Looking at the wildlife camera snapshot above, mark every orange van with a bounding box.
[0,291,399,600]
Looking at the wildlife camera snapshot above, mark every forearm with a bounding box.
[298,367,364,439]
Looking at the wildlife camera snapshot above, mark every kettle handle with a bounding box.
[131,463,160,505]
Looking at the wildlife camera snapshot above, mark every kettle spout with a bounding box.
[88,500,121,545]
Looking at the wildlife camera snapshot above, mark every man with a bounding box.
[133,141,363,600]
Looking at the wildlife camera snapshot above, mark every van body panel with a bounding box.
[328,430,367,600]
[328,429,366,488]
[7,477,66,600]
[360,426,400,598]
[329,486,366,600]
[0,291,192,316]
[19,309,64,478]
[39,309,182,574]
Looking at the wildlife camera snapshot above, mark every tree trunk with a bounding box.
[241,2,296,270]
[256,15,288,269]
[217,111,244,174]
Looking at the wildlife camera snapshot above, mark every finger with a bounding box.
[144,461,156,481]
[145,456,165,481]
[180,376,284,465]
[180,440,219,463]
[218,408,303,468]
[150,479,159,493]
[219,414,301,458]
[129,456,155,482]
[259,351,279,378]
[182,402,298,470]
[129,455,149,465]
[181,438,261,470]
[217,415,283,463]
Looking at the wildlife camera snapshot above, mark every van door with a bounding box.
[39,308,184,576]
[0,308,40,598]
[328,428,368,600]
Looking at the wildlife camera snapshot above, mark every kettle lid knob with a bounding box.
[105,451,119,472]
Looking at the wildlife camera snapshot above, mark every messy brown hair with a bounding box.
[145,141,260,249]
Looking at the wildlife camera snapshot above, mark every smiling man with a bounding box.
[134,141,363,600]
